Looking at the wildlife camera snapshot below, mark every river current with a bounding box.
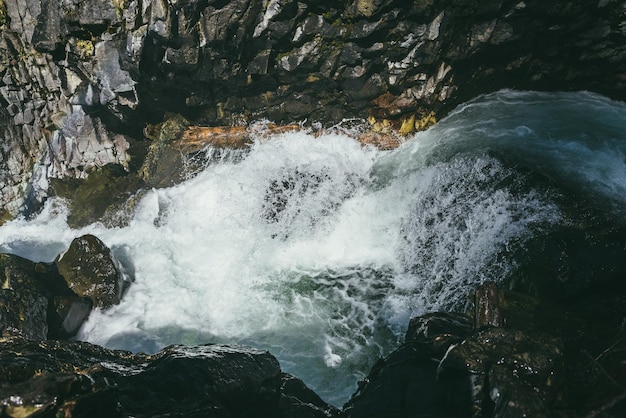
[2,90,626,406]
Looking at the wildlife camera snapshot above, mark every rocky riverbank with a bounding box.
[2,236,626,416]
[3,1,626,416]
[2,0,626,222]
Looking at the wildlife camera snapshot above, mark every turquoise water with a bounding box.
[1,90,626,406]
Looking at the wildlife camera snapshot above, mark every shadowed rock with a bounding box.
[0,253,92,339]
[0,338,337,418]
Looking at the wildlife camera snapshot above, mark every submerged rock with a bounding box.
[0,338,337,418]
[55,234,131,309]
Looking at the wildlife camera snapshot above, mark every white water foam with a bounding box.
[4,90,626,405]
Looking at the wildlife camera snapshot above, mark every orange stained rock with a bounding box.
[173,124,301,153]
[172,123,409,153]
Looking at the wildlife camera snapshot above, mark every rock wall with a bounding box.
[2,0,626,219]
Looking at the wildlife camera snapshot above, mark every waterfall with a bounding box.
[2,90,626,405]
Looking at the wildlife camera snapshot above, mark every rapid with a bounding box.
[2,90,626,406]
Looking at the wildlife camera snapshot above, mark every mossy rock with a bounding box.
[55,235,131,309]
[50,164,144,228]
[140,114,189,188]
[0,208,12,226]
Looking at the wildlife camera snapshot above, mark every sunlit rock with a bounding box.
[139,114,190,188]
[55,234,131,309]
[3,0,626,220]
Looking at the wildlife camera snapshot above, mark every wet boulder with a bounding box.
[438,328,565,417]
[280,373,339,418]
[0,254,49,340]
[55,234,131,308]
[341,312,474,417]
[117,344,283,417]
[0,337,338,418]
[0,253,92,340]
[342,304,567,417]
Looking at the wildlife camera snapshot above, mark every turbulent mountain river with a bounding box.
[2,90,626,406]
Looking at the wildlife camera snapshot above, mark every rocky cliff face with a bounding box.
[2,0,626,220]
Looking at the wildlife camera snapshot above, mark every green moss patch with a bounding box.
[50,164,144,228]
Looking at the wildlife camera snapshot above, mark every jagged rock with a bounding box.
[342,310,567,417]
[438,328,565,417]
[0,253,92,339]
[3,0,626,221]
[0,338,338,418]
[0,18,131,220]
[280,373,339,418]
[139,114,190,188]
[341,312,474,417]
[55,234,131,309]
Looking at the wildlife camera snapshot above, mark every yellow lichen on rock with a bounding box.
[75,40,94,58]
[5,404,45,418]
[369,111,436,136]
[399,114,416,135]
[414,111,437,131]
[356,0,376,17]
[113,0,125,17]
[367,116,393,133]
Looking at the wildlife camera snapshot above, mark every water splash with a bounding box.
[2,90,625,405]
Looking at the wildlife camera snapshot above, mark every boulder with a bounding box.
[0,337,338,418]
[280,373,339,418]
[0,253,92,340]
[56,234,131,308]
[438,328,565,417]
[0,254,49,340]
[139,114,190,188]
[341,312,474,417]
[343,277,626,417]
[342,310,567,417]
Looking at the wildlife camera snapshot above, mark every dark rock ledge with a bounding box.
[3,235,626,417]
[0,337,337,418]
